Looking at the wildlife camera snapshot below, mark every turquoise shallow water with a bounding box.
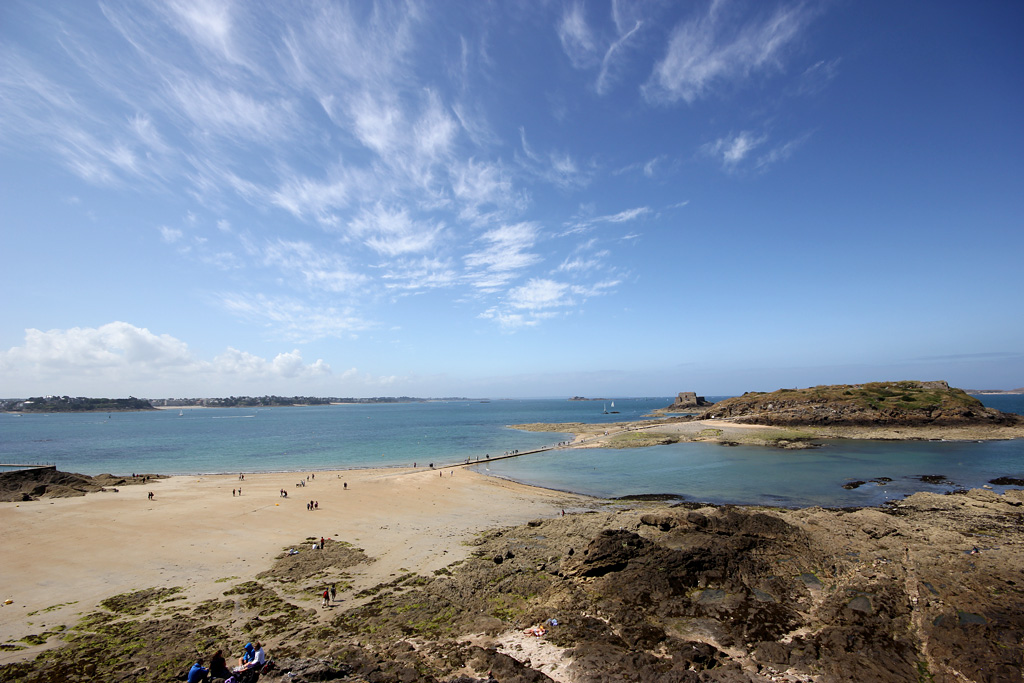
[0,398,676,475]
[2,395,1022,507]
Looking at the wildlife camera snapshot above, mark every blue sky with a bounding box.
[2,0,1022,399]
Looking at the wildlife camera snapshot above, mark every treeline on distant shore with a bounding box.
[1,396,155,412]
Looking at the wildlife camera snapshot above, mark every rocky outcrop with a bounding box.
[0,467,163,501]
[704,380,1024,428]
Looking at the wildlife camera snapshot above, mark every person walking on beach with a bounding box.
[232,488,236,497]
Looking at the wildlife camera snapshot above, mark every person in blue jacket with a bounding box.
[237,642,254,668]
[187,657,209,683]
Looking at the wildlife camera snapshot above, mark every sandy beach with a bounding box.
[0,466,593,663]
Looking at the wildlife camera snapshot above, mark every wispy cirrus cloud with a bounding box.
[479,274,620,331]
[3,0,701,345]
[347,204,445,256]
[464,222,542,291]
[558,3,599,69]
[258,240,368,295]
[380,256,459,292]
[703,131,767,167]
[643,3,814,104]
[703,130,811,171]
[161,0,249,68]
[167,78,295,141]
[557,1,644,95]
[218,293,374,342]
[563,206,651,234]
[519,128,592,190]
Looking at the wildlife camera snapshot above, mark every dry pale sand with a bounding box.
[0,466,595,661]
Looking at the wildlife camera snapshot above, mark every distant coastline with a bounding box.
[1,395,475,413]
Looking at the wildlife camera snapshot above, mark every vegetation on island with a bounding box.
[1,396,154,413]
[703,380,1021,427]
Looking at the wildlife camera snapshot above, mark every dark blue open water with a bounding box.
[2,395,1021,507]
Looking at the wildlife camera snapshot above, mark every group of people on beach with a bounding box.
[187,641,268,682]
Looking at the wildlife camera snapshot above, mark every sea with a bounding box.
[2,395,1022,508]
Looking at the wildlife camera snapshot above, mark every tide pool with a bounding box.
[471,437,1024,507]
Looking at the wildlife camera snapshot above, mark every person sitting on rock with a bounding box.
[237,642,254,668]
[187,657,209,683]
[209,649,231,680]
[239,641,266,671]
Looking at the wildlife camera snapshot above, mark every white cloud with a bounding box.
[519,128,592,190]
[450,158,524,225]
[556,249,610,273]
[558,3,599,69]
[464,222,542,291]
[163,0,245,66]
[270,172,353,226]
[0,322,338,395]
[380,256,458,292]
[259,240,367,294]
[159,226,184,243]
[703,131,767,167]
[167,78,294,141]
[213,347,330,379]
[755,132,812,169]
[219,292,374,342]
[595,19,642,95]
[797,58,841,96]
[0,322,192,371]
[644,3,812,104]
[563,205,650,234]
[348,204,444,256]
[508,278,570,310]
[703,130,808,171]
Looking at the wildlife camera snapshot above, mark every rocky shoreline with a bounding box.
[0,467,165,502]
[3,487,1023,682]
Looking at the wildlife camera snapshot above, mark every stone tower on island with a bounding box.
[670,391,711,409]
